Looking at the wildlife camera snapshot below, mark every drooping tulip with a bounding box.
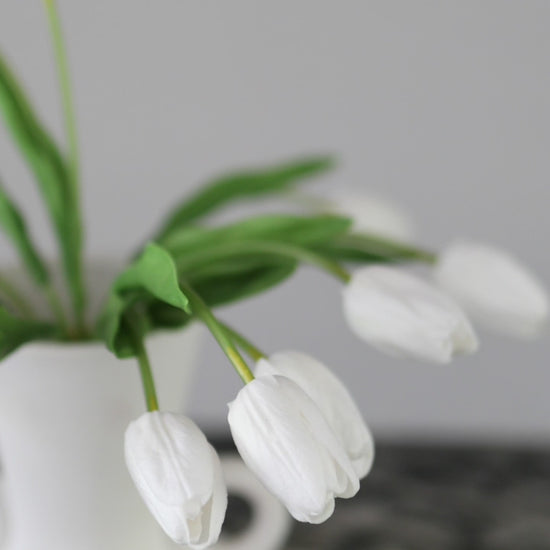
[342,265,478,363]
[255,351,374,479]
[434,241,549,339]
[124,411,227,548]
[228,375,359,524]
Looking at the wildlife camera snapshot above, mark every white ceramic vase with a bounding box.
[0,328,202,550]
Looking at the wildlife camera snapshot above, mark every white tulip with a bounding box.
[255,351,374,479]
[435,241,549,339]
[310,190,415,242]
[227,375,359,524]
[342,266,478,363]
[124,412,227,548]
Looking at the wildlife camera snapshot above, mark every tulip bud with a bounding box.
[255,351,374,479]
[310,190,415,242]
[228,375,359,524]
[342,266,478,363]
[124,412,227,548]
[435,241,549,339]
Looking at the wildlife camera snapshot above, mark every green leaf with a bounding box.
[181,255,280,280]
[0,306,56,359]
[97,243,190,357]
[167,215,352,295]
[169,216,351,278]
[190,261,297,308]
[0,50,83,321]
[146,302,191,330]
[0,178,50,286]
[163,214,351,257]
[156,156,335,239]
[317,234,437,265]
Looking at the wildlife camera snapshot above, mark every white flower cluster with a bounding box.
[124,197,548,548]
[344,243,548,355]
[125,351,373,547]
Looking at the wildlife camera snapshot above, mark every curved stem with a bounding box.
[0,273,35,317]
[128,322,159,412]
[125,310,159,411]
[178,240,351,284]
[219,322,266,362]
[180,281,254,384]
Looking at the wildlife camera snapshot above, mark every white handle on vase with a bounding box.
[214,454,291,550]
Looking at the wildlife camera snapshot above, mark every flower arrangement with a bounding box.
[0,2,548,548]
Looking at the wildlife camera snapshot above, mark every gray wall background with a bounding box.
[1,1,548,444]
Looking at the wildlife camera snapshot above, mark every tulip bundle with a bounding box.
[0,3,549,548]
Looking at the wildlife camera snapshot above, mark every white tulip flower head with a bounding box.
[125,412,227,549]
[435,241,549,339]
[342,266,479,363]
[255,351,374,479]
[228,375,359,524]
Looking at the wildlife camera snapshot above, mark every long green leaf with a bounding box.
[317,234,437,265]
[0,306,56,359]
[156,156,335,239]
[162,214,351,257]
[97,243,190,358]
[0,178,49,286]
[189,261,297,309]
[0,50,83,322]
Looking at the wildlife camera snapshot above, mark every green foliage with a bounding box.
[0,306,56,359]
[318,234,437,264]
[98,214,352,355]
[189,261,297,309]
[97,243,190,358]
[163,214,351,258]
[169,215,351,305]
[0,50,84,322]
[0,179,50,286]
[156,156,334,240]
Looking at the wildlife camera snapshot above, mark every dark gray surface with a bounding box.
[217,442,550,550]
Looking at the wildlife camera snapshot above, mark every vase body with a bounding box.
[0,327,202,550]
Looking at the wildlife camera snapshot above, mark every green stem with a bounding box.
[178,240,351,284]
[128,321,159,412]
[180,281,255,384]
[0,273,35,317]
[219,322,266,362]
[43,0,87,332]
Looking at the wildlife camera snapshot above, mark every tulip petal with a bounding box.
[124,412,227,546]
[228,375,358,524]
[435,242,549,339]
[342,266,478,363]
[125,412,213,508]
[255,352,374,479]
[188,447,228,549]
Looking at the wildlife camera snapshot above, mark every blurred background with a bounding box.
[0,0,549,445]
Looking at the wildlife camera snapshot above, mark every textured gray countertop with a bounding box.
[214,441,550,550]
